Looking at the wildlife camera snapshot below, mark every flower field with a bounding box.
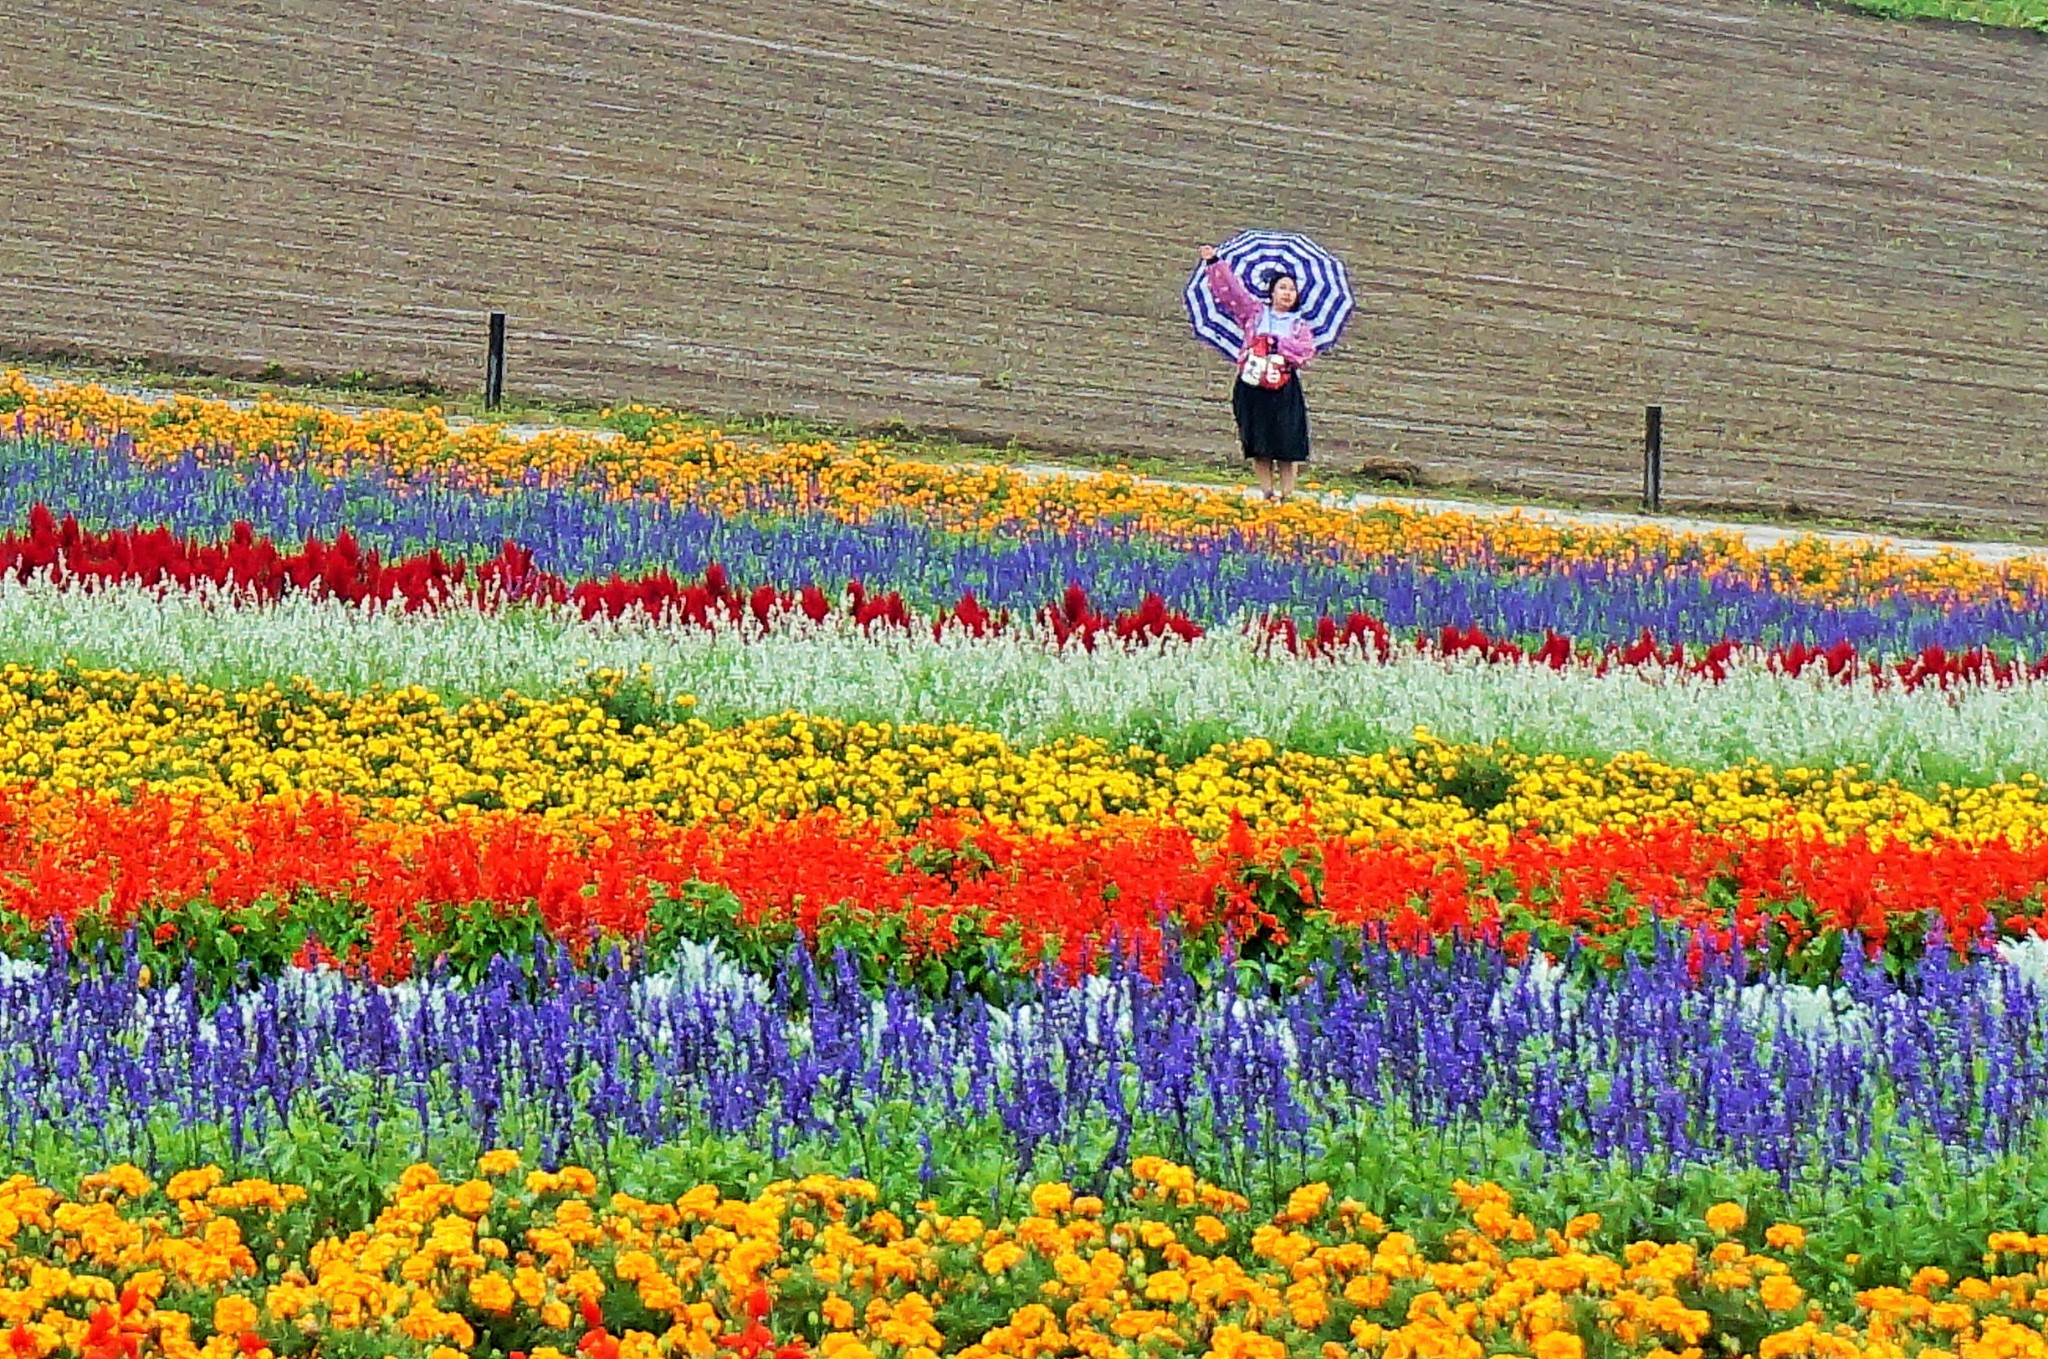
[8,373,2048,1358]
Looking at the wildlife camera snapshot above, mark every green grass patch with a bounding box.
[1830,0,2048,31]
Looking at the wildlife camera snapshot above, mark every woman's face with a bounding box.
[1270,275,1300,312]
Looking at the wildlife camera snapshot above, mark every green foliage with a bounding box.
[601,406,665,442]
[1834,0,2048,31]
[1439,749,1514,816]
[642,881,1041,1006]
[581,668,687,734]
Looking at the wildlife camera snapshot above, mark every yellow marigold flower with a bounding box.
[1194,1216,1230,1246]
[940,1215,985,1245]
[399,1164,442,1193]
[1533,1334,1584,1359]
[1911,1267,1951,1297]
[1287,1280,1331,1330]
[1344,1274,1392,1309]
[1565,1214,1601,1240]
[166,1169,223,1203]
[1703,1203,1746,1235]
[80,1165,153,1201]
[1278,1183,1331,1225]
[820,1337,876,1359]
[1760,1276,1804,1312]
[212,1296,259,1336]
[264,1282,312,1323]
[1928,1303,1974,1331]
[1765,1224,1806,1251]
[1251,1225,1317,1267]
[564,1267,608,1303]
[1112,1310,1173,1340]
[1473,1201,1534,1242]
[1452,1179,1511,1210]
[1030,1184,1075,1218]
[469,1273,516,1315]
[1335,1200,1387,1237]
[541,1300,572,1329]
[513,1266,549,1308]
[1144,1271,1190,1304]
[451,1180,495,1217]
[981,1242,1026,1275]
[478,1150,522,1177]
[822,1296,856,1330]
[1206,1322,1287,1359]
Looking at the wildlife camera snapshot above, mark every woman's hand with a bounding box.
[1198,246,1217,263]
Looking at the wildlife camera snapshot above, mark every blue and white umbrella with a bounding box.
[1184,230,1354,361]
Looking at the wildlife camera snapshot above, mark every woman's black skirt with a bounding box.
[1232,374,1310,463]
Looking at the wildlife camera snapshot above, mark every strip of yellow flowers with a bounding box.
[0,663,2039,845]
[3,372,2034,603]
[2,1154,2041,1359]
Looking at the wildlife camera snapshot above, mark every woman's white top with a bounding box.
[1251,305,1298,339]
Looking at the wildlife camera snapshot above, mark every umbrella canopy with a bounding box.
[1184,230,1354,361]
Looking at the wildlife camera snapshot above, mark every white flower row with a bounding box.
[22,934,2048,1060]
[1,578,2044,781]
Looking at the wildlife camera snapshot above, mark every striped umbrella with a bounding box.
[1184,230,1354,362]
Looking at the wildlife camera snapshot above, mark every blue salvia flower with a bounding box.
[5,428,2048,652]
[3,932,2048,1190]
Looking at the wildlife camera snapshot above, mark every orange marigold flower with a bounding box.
[1703,1203,1746,1235]
[1760,1277,1804,1312]
[1764,1224,1806,1252]
[479,1150,523,1178]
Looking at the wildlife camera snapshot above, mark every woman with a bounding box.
[1199,244,1318,501]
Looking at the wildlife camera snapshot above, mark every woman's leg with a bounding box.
[1277,461,1299,500]
[1252,459,1275,499]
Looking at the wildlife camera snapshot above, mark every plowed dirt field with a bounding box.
[3,0,2044,528]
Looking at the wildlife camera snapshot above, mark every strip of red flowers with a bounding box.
[5,505,2040,685]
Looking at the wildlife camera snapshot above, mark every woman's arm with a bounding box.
[1204,259,1264,328]
[1277,323,1318,368]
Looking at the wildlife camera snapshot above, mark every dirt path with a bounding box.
[3,0,2045,530]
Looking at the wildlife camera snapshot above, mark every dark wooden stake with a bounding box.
[485,311,507,410]
[1643,404,1663,513]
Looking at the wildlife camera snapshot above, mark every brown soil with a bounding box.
[3,0,2044,530]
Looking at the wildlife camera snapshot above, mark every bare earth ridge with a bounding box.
[3,0,2045,529]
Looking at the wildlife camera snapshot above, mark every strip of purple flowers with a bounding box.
[1,429,2040,654]
[7,930,2046,1195]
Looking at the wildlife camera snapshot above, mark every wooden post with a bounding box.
[485,311,507,410]
[1643,405,1663,513]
